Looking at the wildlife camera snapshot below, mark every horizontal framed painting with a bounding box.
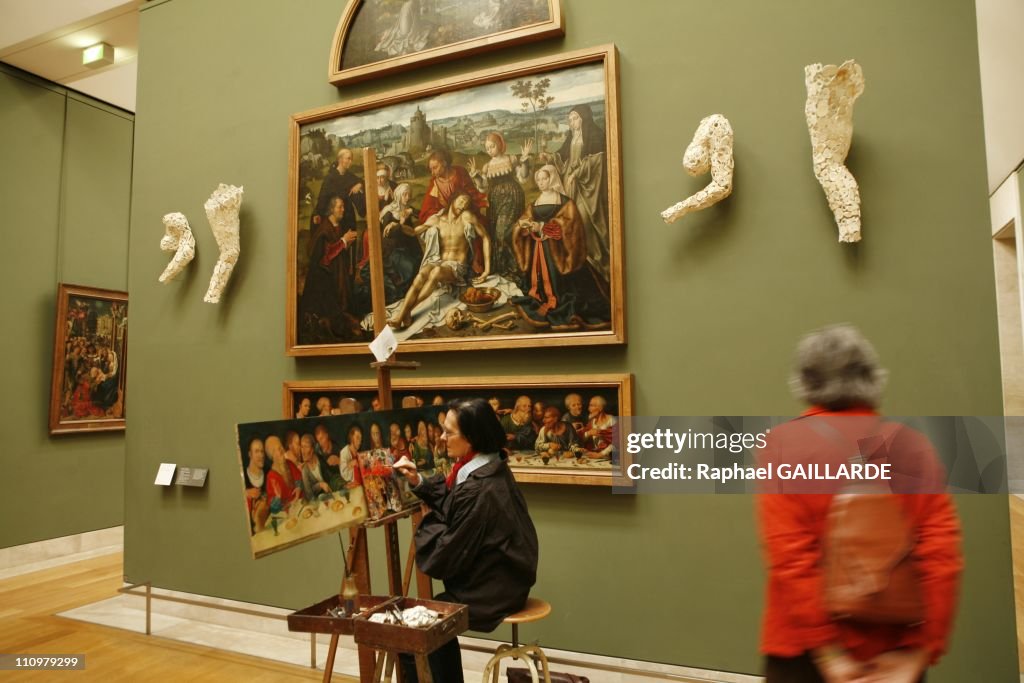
[236,406,443,559]
[49,284,128,435]
[329,0,564,86]
[283,374,633,486]
[288,44,624,355]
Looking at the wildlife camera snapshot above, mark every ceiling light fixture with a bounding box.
[82,42,114,68]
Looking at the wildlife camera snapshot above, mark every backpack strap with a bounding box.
[806,416,894,493]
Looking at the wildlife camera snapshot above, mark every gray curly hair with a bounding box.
[789,324,888,410]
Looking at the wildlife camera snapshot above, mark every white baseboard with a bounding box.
[0,526,123,578]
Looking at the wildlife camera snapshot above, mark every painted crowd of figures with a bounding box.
[297,102,612,344]
[293,392,618,464]
[242,417,446,530]
[59,300,125,420]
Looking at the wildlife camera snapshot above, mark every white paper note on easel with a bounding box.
[369,326,398,363]
[154,463,176,486]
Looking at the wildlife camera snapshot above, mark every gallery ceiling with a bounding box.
[0,0,139,112]
[1,1,1022,191]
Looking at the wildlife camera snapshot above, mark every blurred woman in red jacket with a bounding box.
[757,324,962,682]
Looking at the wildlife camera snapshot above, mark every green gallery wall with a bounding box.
[123,0,1017,679]
[0,65,133,548]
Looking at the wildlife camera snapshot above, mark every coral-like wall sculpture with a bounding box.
[158,212,196,284]
[805,60,864,243]
[202,183,243,303]
[661,114,734,224]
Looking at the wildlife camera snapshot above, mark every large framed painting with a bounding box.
[49,284,128,435]
[283,374,633,486]
[329,0,564,86]
[236,406,442,559]
[288,44,624,355]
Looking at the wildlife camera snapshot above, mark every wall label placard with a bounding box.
[175,467,208,488]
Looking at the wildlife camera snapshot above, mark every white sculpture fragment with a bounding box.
[158,212,196,284]
[661,114,734,223]
[805,60,864,243]
[202,183,243,303]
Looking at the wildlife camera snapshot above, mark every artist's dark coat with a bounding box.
[413,455,539,632]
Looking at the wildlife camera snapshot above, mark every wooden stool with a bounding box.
[481,598,552,683]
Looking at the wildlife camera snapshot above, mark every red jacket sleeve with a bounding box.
[898,493,962,664]
[757,492,842,650]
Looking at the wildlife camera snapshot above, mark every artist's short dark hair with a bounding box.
[447,397,505,454]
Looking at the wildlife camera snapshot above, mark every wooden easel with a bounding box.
[320,148,434,683]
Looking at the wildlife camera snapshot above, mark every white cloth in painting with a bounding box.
[338,446,358,483]
[417,216,480,286]
[361,273,523,341]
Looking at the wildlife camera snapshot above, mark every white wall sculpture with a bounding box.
[805,60,865,243]
[661,114,734,224]
[202,183,243,303]
[158,212,196,284]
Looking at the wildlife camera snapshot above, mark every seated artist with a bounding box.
[394,398,539,683]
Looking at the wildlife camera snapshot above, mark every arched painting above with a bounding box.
[329,0,564,86]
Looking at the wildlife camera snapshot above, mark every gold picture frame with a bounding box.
[288,44,625,355]
[329,0,565,86]
[48,283,128,435]
[283,374,633,487]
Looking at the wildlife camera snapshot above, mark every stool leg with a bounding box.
[481,650,507,683]
[512,623,519,649]
[523,653,539,683]
[524,646,551,683]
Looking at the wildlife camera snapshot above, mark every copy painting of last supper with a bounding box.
[289,49,623,354]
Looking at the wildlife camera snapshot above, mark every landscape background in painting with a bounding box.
[295,60,613,348]
[341,0,552,70]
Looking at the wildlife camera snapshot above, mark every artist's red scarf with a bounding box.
[446,452,477,489]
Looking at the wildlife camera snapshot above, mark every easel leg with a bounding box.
[414,654,434,683]
[359,647,377,683]
[350,526,376,683]
[412,508,433,599]
[384,651,398,683]
[384,521,402,595]
[323,633,339,683]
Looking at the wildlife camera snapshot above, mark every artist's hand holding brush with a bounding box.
[392,456,420,487]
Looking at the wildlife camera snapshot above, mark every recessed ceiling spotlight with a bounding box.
[82,42,114,68]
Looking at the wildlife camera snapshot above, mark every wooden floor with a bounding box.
[0,552,355,682]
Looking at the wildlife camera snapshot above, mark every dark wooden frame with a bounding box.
[48,283,128,435]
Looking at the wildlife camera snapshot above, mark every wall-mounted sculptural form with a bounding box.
[202,183,244,303]
[661,114,734,224]
[158,212,196,284]
[805,60,864,243]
